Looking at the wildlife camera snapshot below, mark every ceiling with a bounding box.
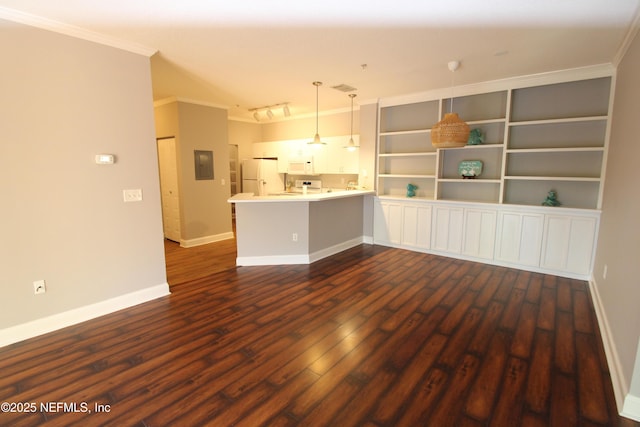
[1,0,639,122]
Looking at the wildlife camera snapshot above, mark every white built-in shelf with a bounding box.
[508,115,608,127]
[379,174,437,178]
[376,73,612,209]
[379,129,431,136]
[504,176,601,182]
[379,152,437,157]
[506,147,604,153]
[438,179,502,183]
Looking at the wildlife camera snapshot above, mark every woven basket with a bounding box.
[431,113,470,148]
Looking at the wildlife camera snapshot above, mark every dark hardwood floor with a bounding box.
[1,238,638,426]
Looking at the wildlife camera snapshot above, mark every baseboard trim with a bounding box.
[309,237,364,263]
[180,232,234,248]
[588,278,629,413]
[236,237,365,266]
[623,394,640,422]
[236,254,310,266]
[0,283,170,348]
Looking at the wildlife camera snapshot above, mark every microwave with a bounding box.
[288,159,314,175]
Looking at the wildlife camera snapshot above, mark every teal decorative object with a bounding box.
[542,190,561,206]
[458,160,483,179]
[467,128,484,145]
[406,183,417,197]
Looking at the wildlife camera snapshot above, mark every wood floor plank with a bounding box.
[0,240,635,427]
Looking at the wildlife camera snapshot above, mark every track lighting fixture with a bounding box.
[248,103,291,122]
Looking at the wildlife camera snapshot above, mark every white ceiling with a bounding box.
[1,0,639,121]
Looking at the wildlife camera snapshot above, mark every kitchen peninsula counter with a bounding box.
[228,190,374,266]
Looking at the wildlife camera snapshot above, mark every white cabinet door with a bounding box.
[463,209,497,260]
[495,212,544,267]
[402,204,432,250]
[252,141,279,158]
[325,136,359,174]
[432,206,464,253]
[373,200,402,245]
[541,215,597,275]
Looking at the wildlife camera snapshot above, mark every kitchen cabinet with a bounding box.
[253,135,359,175]
[252,141,280,159]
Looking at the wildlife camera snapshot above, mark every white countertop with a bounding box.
[228,189,374,203]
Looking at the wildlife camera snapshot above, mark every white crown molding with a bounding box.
[379,63,616,107]
[613,3,640,66]
[0,6,157,57]
[153,96,230,110]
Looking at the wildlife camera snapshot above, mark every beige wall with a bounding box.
[260,110,354,142]
[594,29,640,405]
[155,101,233,243]
[228,120,262,162]
[0,20,167,329]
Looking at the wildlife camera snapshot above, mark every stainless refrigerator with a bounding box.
[241,159,284,196]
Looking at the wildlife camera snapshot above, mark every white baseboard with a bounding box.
[236,237,365,266]
[236,254,310,266]
[309,237,364,263]
[181,231,234,248]
[588,278,631,415]
[623,394,640,422]
[0,283,170,348]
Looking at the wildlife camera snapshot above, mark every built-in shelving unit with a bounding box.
[378,100,439,199]
[373,67,614,279]
[376,72,612,210]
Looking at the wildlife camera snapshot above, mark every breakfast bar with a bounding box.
[228,190,374,266]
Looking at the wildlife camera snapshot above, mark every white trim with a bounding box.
[153,96,230,111]
[236,237,366,266]
[0,283,170,348]
[308,237,364,263]
[622,394,640,422]
[613,3,640,66]
[236,254,310,266]
[180,232,235,248]
[379,64,615,108]
[0,6,156,57]
[589,278,628,412]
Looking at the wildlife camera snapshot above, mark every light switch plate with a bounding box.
[123,189,143,202]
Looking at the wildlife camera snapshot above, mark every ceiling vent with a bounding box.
[331,84,357,93]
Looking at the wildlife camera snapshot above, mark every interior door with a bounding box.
[157,137,181,242]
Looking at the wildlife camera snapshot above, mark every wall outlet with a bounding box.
[292,233,298,242]
[123,189,143,202]
[33,280,46,295]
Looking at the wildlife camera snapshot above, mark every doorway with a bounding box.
[157,137,181,242]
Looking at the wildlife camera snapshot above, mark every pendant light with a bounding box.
[344,93,359,151]
[308,81,326,145]
[431,60,470,148]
